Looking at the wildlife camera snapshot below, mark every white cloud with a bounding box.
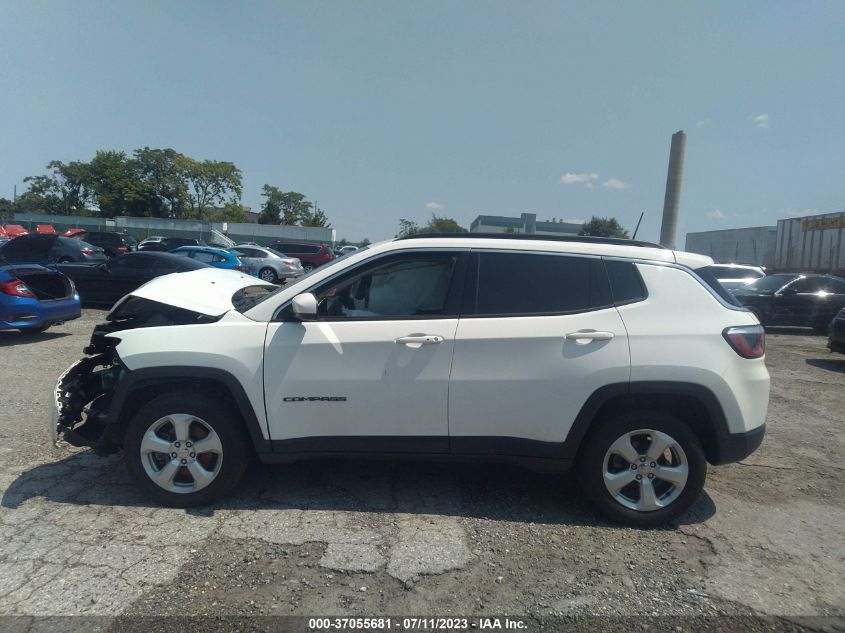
[695,118,710,127]
[424,201,444,210]
[752,113,769,128]
[602,178,628,190]
[706,209,725,220]
[560,172,599,186]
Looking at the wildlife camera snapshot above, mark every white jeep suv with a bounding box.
[51,234,769,526]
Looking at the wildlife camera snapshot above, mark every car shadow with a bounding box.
[2,450,716,529]
[764,326,823,336]
[0,331,71,346]
[806,357,845,373]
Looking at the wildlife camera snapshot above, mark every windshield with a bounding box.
[741,274,799,293]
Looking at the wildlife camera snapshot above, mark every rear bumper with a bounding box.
[0,295,81,330]
[711,424,765,465]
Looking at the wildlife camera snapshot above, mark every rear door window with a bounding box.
[472,252,611,316]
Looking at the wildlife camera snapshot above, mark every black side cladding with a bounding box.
[54,297,224,452]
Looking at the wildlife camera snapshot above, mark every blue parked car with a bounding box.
[0,235,82,334]
[169,246,257,276]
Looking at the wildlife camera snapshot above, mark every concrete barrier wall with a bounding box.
[12,213,335,245]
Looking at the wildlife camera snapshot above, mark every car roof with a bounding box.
[387,234,712,268]
[173,245,233,255]
[117,251,210,269]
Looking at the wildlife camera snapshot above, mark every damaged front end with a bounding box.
[52,339,124,453]
[50,296,224,453]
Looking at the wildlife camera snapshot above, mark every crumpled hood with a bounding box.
[120,268,276,317]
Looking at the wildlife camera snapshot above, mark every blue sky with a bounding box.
[1,1,843,242]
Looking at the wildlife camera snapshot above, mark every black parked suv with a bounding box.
[84,232,138,258]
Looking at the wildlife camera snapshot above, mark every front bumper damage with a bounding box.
[49,295,230,453]
[51,335,124,454]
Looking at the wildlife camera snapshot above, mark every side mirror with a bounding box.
[290,292,318,321]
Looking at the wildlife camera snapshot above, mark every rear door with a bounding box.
[448,251,630,455]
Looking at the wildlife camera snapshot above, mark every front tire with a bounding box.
[577,411,706,527]
[302,263,315,272]
[123,392,250,507]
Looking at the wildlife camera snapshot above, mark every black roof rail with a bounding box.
[395,232,667,249]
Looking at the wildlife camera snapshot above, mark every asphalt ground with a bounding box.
[0,311,843,631]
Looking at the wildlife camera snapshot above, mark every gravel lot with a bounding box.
[0,310,843,630]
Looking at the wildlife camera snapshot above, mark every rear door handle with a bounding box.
[565,330,615,344]
[395,335,444,347]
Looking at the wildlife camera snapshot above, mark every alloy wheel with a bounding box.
[602,428,689,512]
[140,413,223,494]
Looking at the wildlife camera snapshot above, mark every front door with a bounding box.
[263,250,467,452]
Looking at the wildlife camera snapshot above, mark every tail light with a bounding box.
[118,246,128,253]
[234,265,250,273]
[282,259,295,265]
[723,325,765,359]
[80,248,93,255]
[1,279,36,298]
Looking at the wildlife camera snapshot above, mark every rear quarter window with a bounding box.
[694,265,744,307]
[604,260,647,305]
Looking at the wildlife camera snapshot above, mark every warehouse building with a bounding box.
[470,213,583,236]
[774,210,845,274]
[684,226,777,268]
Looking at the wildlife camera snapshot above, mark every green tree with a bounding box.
[578,216,629,239]
[257,185,325,226]
[133,148,189,218]
[360,237,371,246]
[395,218,420,238]
[23,160,93,215]
[396,214,467,237]
[424,214,467,233]
[86,150,158,217]
[301,205,331,227]
[257,184,282,224]
[177,157,242,220]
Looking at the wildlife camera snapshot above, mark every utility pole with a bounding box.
[659,131,687,249]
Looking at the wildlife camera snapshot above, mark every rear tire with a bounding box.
[302,263,315,272]
[58,256,73,263]
[577,411,706,527]
[123,392,250,507]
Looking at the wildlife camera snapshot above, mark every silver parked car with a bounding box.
[228,245,304,284]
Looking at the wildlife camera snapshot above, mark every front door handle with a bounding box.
[395,334,444,347]
[565,330,614,344]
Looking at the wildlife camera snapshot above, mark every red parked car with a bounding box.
[36,224,57,234]
[267,241,335,271]
[3,225,29,238]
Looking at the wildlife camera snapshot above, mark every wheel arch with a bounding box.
[106,367,271,453]
[566,382,731,465]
